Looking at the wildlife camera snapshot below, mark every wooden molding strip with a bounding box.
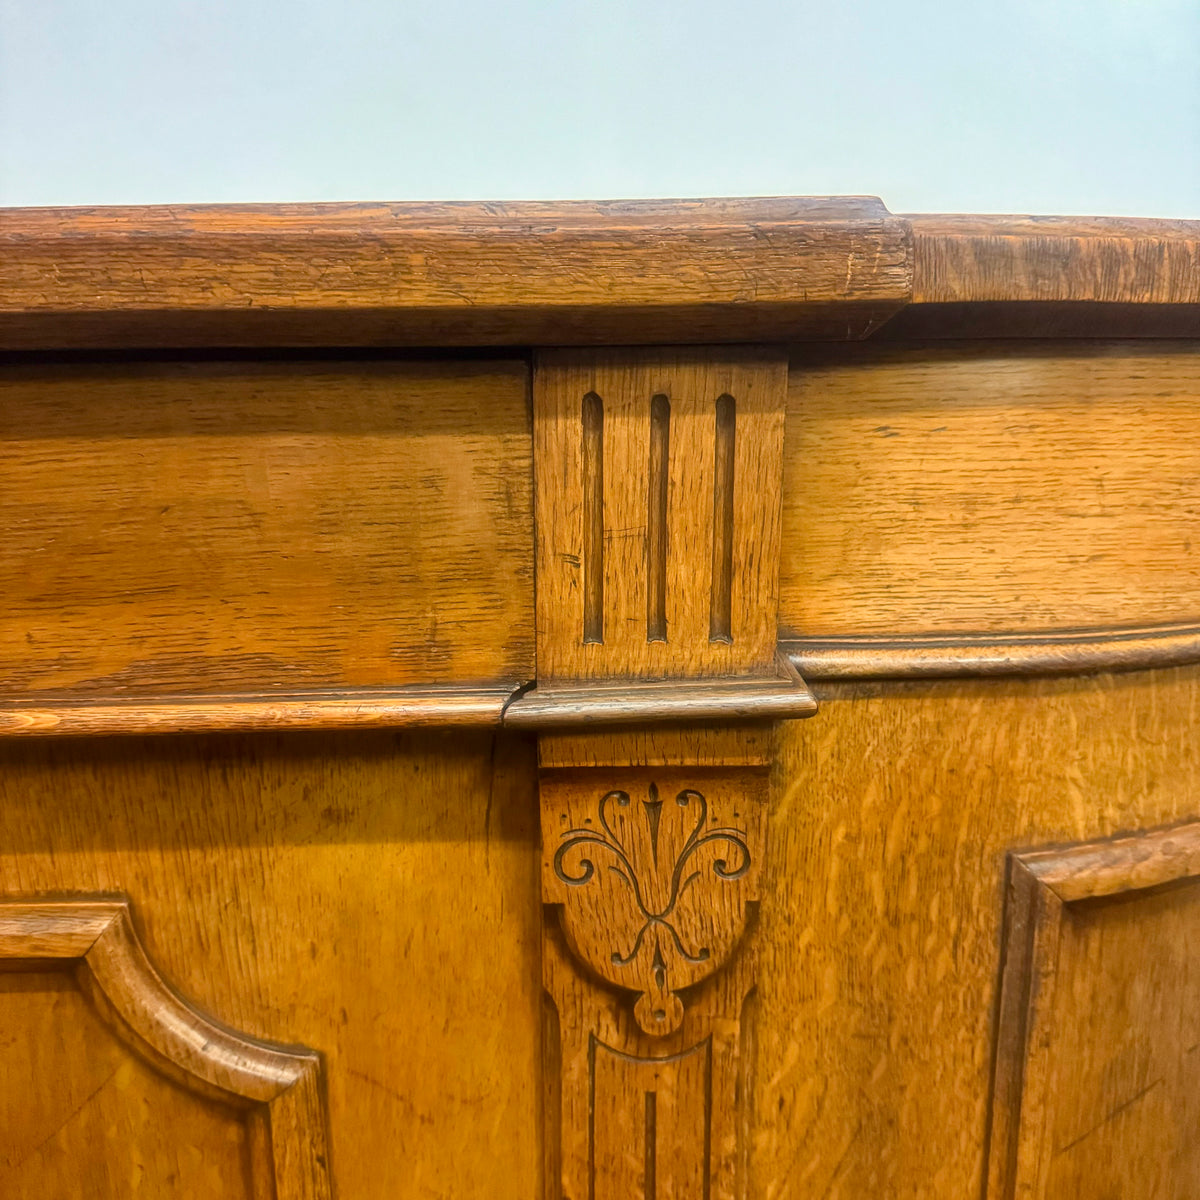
[6,201,1200,350]
[0,197,910,348]
[4,622,1198,736]
[504,658,817,728]
[0,686,513,736]
[785,621,1200,680]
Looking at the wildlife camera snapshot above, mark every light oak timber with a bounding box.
[0,198,911,349]
[988,821,1200,1199]
[541,726,768,1199]
[2,199,1198,1199]
[0,687,511,736]
[753,666,1200,1198]
[781,340,1200,637]
[786,620,1200,680]
[908,214,1200,304]
[0,729,542,1198]
[0,358,533,698]
[0,898,330,1200]
[532,347,792,1197]
[8,621,1200,738]
[534,348,787,682]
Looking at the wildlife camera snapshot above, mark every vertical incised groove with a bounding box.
[582,392,604,644]
[644,1090,657,1200]
[710,394,736,643]
[647,393,670,643]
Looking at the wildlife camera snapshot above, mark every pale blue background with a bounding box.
[2,0,1198,215]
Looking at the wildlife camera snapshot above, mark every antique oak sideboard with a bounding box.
[1,199,1199,1198]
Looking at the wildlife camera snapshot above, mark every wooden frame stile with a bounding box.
[530,348,815,1198]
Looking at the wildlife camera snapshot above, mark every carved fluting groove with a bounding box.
[543,773,763,1036]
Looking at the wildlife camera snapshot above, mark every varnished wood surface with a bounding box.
[9,201,1200,351]
[534,350,787,681]
[1,973,256,1199]
[908,214,1200,304]
[540,726,768,1198]
[0,359,533,698]
[781,341,1200,637]
[754,666,1200,1198]
[786,621,1200,680]
[990,822,1200,1199]
[0,198,910,348]
[0,729,542,1198]
[504,669,816,727]
[0,687,511,737]
[0,899,330,1199]
[3,195,1199,1198]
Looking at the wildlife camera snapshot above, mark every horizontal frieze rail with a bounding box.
[0,622,1196,735]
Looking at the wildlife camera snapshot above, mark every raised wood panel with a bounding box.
[0,974,253,1199]
[0,729,542,1200]
[781,341,1200,637]
[0,899,329,1199]
[0,359,533,697]
[988,823,1200,1200]
[752,665,1200,1198]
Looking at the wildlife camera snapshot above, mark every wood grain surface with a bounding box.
[908,214,1200,304]
[541,726,768,1199]
[785,621,1200,680]
[0,359,533,698]
[0,198,911,349]
[0,973,255,1199]
[753,665,1200,1198]
[535,350,787,681]
[0,729,542,1199]
[989,822,1200,1200]
[781,340,1200,637]
[0,899,330,1200]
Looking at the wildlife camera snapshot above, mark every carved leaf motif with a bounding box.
[546,778,759,1035]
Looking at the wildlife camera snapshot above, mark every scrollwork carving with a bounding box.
[543,773,763,1035]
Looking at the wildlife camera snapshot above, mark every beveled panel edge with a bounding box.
[1014,818,1200,903]
[785,621,1200,680]
[0,896,333,1200]
[986,819,1200,1200]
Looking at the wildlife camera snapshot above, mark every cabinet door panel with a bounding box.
[0,729,542,1199]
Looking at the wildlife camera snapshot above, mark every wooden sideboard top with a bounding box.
[1,197,1197,349]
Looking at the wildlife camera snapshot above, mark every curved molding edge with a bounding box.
[785,621,1200,680]
[0,685,512,737]
[0,897,331,1200]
